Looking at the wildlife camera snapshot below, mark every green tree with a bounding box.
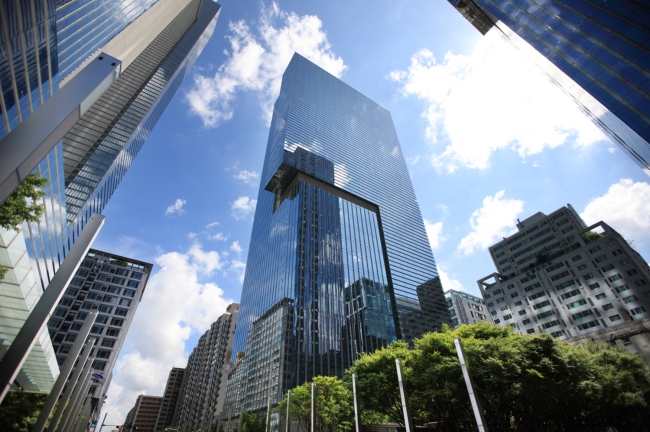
[278,376,353,432]
[0,173,48,279]
[239,410,265,432]
[0,391,48,432]
[351,322,650,431]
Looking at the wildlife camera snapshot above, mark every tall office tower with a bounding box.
[227,53,449,412]
[477,205,650,358]
[155,367,185,431]
[445,289,492,328]
[122,394,163,432]
[173,304,239,431]
[447,0,650,175]
[47,249,153,419]
[0,0,219,394]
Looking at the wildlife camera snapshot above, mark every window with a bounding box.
[99,306,112,313]
[588,282,601,290]
[106,328,120,337]
[514,301,522,306]
[59,345,71,354]
[54,309,66,317]
[113,278,125,285]
[551,331,564,338]
[577,320,600,330]
[500,306,509,312]
[81,260,93,268]
[522,319,531,325]
[61,298,73,306]
[583,273,594,280]
[103,296,117,304]
[571,255,582,262]
[491,310,497,315]
[503,314,512,320]
[602,303,614,311]
[630,306,647,315]
[92,361,106,371]
[502,266,511,272]
[65,334,76,342]
[601,264,615,272]
[594,254,607,263]
[532,300,551,310]
[77,313,88,321]
[494,319,500,324]
[127,280,139,288]
[96,315,109,324]
[615,284,630,293]
[110,318,124,327]
[541,320,560,329]
[526,329,535,334]
[537,311,555,319]
[119,299,132,307]
[529,291,545,301]
[510,292,519,298]
[622,295,638,304]
[97,350,111,359]
[66,288,78,296]
[101,339,116,348]
[82,302,94,310]
[449,308,456,317]
[518,309,526,316]
[116,269,129,276]
[556,280,576,290]
[131,272,143,280]
[88,293,99,300]
[588,246,602,253]
[108,287,121,294]
[71,323,82,331]
[605,240,615,247]
[494,289,502,295]
[595,293,607,300]
[561,289,581,300]
[124,289,136,298]
[608,274,622,282]
[619,259,631,265]
[499,258,508,265]
[496,297,505,304]
[90,326,103,335]
[72,278,83,286]
[567,299,587,309]
[550,271,570,281]
[572,310,593,320]
[612,249,623,256]
[609,314,622,322]
[634,279,647,287]
[507,284,515,290]
[576,264,588,271]
[115,308,127,317]
[524,282,541,292]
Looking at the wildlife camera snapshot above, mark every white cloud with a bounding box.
[206,221,221,228]
[438,265,463,292]
[231,196,257,220]
[230,240,243,256]
[581,179,650,248]
[209,232,229,242]
[389,31,608,172]
[407,155,420,165]
[424,219,446,251]
[234,170,261,186]
[457,190,524,255]
[101,243,233,425]
[186,3,347,127]
[228,259,247,284]
[165,199,186,216]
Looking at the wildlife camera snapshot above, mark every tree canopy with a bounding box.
[346,323,650,432]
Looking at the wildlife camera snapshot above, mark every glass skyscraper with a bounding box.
[227,54,449,412]
[448,0,650,175]
[0,0,220,394]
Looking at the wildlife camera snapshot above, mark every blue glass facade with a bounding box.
[449,0,650,174]
[229,54,450,410]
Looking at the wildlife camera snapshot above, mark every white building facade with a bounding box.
[445,289,492,328]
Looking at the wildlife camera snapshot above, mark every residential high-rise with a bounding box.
[155,367,185,431]
[447,0,650,175]
[173,304,239,431]
[477,205,650,358]
[0,0,220,395]
[445,289,492,328]
[123,394,163,432]
[47,249,153,420]
[227,53,449,413]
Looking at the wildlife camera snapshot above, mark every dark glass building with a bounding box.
[228,54,449,412]
[448,0,650,175]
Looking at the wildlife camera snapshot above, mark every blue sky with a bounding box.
[94,0,650,423]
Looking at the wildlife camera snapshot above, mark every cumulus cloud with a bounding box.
[424,219,446,251]
[438,265,463,292]
[581,179,650,248]
[209,232,229,242]
[165,199,186,216]
[231,196,257,220]
[234,170,261,186]
[186,2,347,127]
[228,259,247,284]
[230,240,243,256]
[389,30,608,172]
[457,190,524,255]
[101,243,233,425]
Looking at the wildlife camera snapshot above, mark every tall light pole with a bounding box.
[395,359,412,432]
[352,374,360,432]
[454,338,487,432]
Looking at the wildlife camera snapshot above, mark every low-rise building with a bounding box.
[445,289,492,328]
[477,205,650,357]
